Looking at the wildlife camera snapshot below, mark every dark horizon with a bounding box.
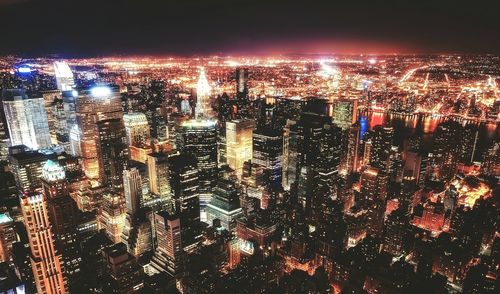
[1,0,499,57]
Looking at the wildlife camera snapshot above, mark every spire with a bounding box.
[195,67,212,118]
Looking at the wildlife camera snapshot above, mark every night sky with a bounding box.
[0,0,499,57]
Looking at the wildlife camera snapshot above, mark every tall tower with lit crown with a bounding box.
[195,68,212,119]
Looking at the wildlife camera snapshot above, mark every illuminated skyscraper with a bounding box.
[97,193,127,243]
[147,152,172,209]
[0,214,16,263]
[75,85,123,185]
[332,99,358,130]
[252,127,283,187]
[21,194,66,294]
[168,154,201,250]
[41,160,81,291]
[195,67,212,119]
[206,178,243,231]
[8,146,47,194]
[96,118,128,189]
[123,113,150,147]
[430,121,461,181]
[367,126,393,172]
[123,168,143,215]
[53,61,75,91]
[2,89,51,150]
[150,211,185,277]
[358,167,387,205]
[235,68,249,98]
[177,120,218,208]
[121,168,152,257]
[226,119,255,178]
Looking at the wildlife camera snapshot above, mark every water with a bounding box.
[363,111,499,160]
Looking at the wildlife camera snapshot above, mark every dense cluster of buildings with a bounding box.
[0,55,497,293]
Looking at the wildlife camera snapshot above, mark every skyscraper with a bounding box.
[150,211,185,278]
[96,118,128,189]
[53,61,75,91]
[195,67,212,119]
[41,160,81,291]
[21,194,66,294]
[123,168,143,216]
[235,68,249,98]
[0,214,16,263]
[75,85,124,186]
[367,126,393,172]
[147,152,172,208]
[101,243,144,293]
[332,99,358,130]
[123,112,151,147]
[252,127,283,187]
[2,89,51,150]
[9,146,48,194]
[177,120,218,208]
[206,178,244,231]
[226,119,255,178]
[97,193,127,243]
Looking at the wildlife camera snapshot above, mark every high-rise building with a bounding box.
[252,127,283,187]
[430,121,461,181]
[206,178,244,231]
[0,214,16,263]
[21,194,66,294]
[150,211,185,277]
[147,152,172,208]
[40,160,81,290]
[358,167,388,205]
[123,112,150,147]
[367,126,393,172]
[177,119,218,208]
[97,193,127,243]
[53,61,75,91]
[75,85,123,185]
[168,154,201,250]
[101,243,144,293]
[195,67,212,119]
[96,118,128,189]
[382,208,410,256]
[235,68,249,98]
[332,99,358,130]
[226,119,255,178]
[123,168,143,216]
[9,146,48,194]
[2,89,51,150]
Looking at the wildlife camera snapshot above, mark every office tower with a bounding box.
[0,107,9,161]
[0,214,16,263]
[177,119,218,208]
[150,211,185,277]
[235,68,249,98]
[195,67,212,119]
[430,121,462,181]
[121,167,152,257]
[285,113,342,216]
[252,127,283,187]
[52,97,70,151]
[123,112,151,147]
[358,167,388,205]
[148,108,169,144]
[53,61,75,91]
[41,160,81,290]
[96,118,128,189]
[332,99,358,130]
[342,123,360,174]
[226,119,255,178]
[168,154,201,250]
[97,193,127,243]
[41,90,62,146]
[382,208,410,256]
[387,146,403,183]
[282,119,296,190]
[2,89,51,150]
[75,85,123,185]
[123,168,143,216]
[101,243,144,293]
[8,146,48,194]
[20,194,66,294]
[147,152,172,208]
[368,126,393,172]
[459,124,479,164]
[206,178,244,231]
